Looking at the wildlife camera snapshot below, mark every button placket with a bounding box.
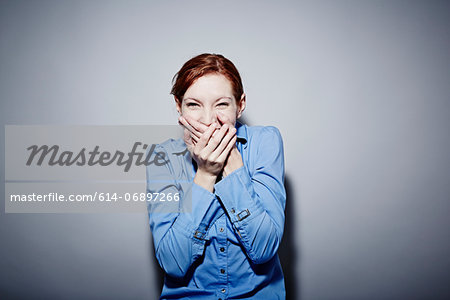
[217,215,228,297]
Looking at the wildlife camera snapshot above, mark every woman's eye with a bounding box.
[186,103,199,107]
[218,103,229,107]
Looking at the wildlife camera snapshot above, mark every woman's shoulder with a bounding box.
[156,137,185,152]
[146,138,187,162]
[145,138,189,180]
[239,122,283,143]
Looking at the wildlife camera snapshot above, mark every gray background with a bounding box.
[1,0,449,299]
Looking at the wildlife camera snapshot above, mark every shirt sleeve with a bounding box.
[146,143,224,280]
[214,126,286,264]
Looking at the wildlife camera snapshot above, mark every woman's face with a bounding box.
[176,73,245,127]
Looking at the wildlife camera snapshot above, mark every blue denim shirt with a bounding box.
[146,121,286,299]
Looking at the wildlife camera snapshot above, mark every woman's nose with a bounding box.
[200,110,217,126]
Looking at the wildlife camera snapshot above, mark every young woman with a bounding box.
[146,53,286,299]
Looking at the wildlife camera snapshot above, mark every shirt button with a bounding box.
[220,268,225,274]
[220,247,225,252]
[219,227,224,232]
[221,288,226,293]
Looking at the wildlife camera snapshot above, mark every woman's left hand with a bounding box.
[179,112,243,177]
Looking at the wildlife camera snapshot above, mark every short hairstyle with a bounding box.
[171,53,244,103]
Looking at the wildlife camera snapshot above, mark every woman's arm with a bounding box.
[214,126,286,264]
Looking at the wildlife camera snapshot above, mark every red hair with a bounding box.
[171,53,244,103]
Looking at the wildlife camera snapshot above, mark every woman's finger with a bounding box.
[191,132,200,143]
[183,115,209,135]
[217,134,237,162]
[183,129,197,146]
[196,123,218,149]
[179,116,202,139]
[210,126,236,160]
[182,129,196,155]
[203,124,230,154]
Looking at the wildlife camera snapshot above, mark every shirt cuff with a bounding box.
[214,166,264,225]
[175,182,224,243]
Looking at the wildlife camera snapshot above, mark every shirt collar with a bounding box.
[235,120,248,144]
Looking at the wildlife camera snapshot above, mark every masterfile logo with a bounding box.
[5,125,181,180]
[25,142,168,172]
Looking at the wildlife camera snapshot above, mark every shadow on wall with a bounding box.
[279,175,299,300]
[149,118,299,299]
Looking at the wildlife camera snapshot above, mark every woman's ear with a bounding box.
[237,93,246,119]
[174,96,182,115]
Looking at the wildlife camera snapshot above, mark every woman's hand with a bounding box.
[192,122,237,177]
[214,113,244,177]
[179,117,237,191]
[178,115,208,146]
[179,112,244,178]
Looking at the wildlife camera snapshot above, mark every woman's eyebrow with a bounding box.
[216,97,232,102]
[184,97,232,102]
